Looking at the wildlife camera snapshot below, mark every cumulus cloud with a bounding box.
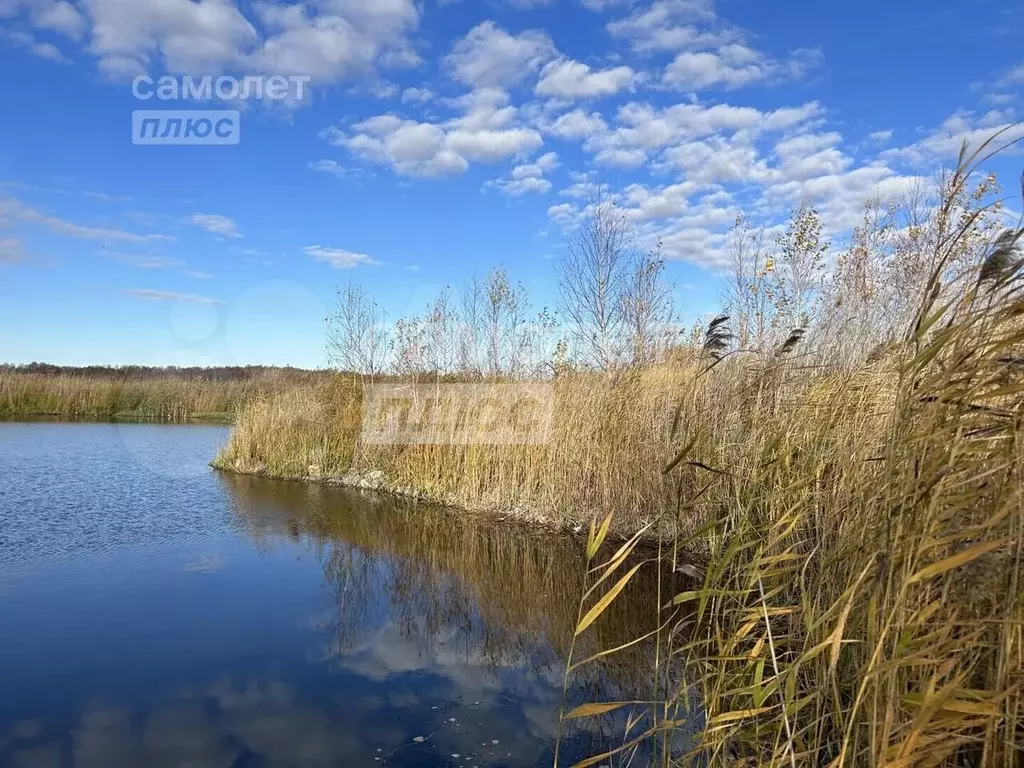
[326,116,469,177]
[535,58,639,98]
[304,245,380,268]
[594,147,648,168]
[881,109,1024,167]
[0,0,86,38]
[444,21,556,89]
[2,0,422,86]
[547,201,579,228]
[247,1,421,83]
[485,151,559,196]
[607,0,734,52]
[579,100,823,167]
[400,86,434,104]
[325,88,543,177]
[663,44,819,90]
[540,109,609,139]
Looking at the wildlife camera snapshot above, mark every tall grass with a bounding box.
[215,367,697,530]
[557,145,1024,766]
[0,368,317,422]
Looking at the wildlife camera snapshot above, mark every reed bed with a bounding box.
[555,150,1024,765]
[0,369,314,422]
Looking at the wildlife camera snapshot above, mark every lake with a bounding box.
[0,421,659,767]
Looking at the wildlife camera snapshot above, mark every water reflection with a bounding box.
[1,423,664,767]
[220,474,662,762]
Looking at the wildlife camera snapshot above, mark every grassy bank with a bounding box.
[0,366,322,422]
[213,361,892,534]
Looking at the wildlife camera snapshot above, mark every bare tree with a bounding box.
[770,202,828,332]
[457,272,485,376]
[326,280,390,376]
[392,316,426,376]
[423,288,458,376]
[556,187,633,369]
[722,214,773,351]
[483,267,529,377]
[620,245,676,366]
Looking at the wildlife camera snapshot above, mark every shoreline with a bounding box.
[0,411,234,424]
[210,458,670,541]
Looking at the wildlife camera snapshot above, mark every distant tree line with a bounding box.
[0,363,320,382]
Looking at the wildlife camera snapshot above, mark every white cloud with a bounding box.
[607,1,820,92]
[0,25,70,61]
[326,89,544,177]
[535,58,639,98]
[304,245,380,268]
[485,151,559,196]
[868,129,893,144]
[400,86,434,104]
[0,0,85,38]
[541,109,609,139]
[761,164,922,231]
[3,0,421,87]
[328,116,468,177]
[444,21,556,88]
[664,44,762,89]
[247,1,420,83]
[881,110,1024,168]
[772,131,850,180]
[581,0,634,10]
[607,0,733,52]
[547,202,579,228]
[447,127,543,162]
[189,212,241,238]
[0,196,171,243]
[86,0,259,77]
[594,147,647,167]
[35,0,85,37]
[308,159,364,179]
[664,44,820,90]
[581,100,823,166]
[995,62,1024,88]
[28,40,65,60]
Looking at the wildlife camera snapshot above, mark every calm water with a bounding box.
[0,422,657,767]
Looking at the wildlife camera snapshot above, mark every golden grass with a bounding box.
[214,367,707,530]
[554,158,1024,764]
[0,369,312,422]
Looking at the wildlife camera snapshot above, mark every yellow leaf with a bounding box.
[586,512,613,561]
[908,539,1005,584]
[564,702,631,719]
[708,707,773,725]
[575,563,643,636]
[901,693,1000,716]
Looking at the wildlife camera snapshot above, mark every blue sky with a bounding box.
[0,0,1021,368]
